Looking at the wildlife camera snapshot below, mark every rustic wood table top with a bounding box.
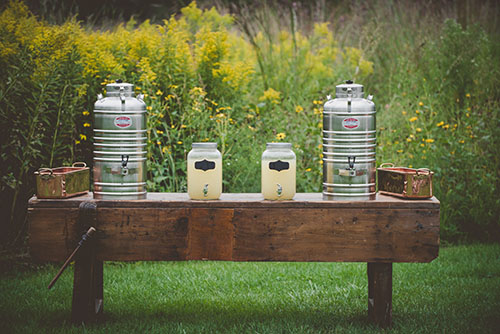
[28,192,440,263]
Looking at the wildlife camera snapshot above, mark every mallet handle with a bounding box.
[48,227,96,289]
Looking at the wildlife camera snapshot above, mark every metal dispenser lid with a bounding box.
[335,80,364,98]
[106,79,134,97]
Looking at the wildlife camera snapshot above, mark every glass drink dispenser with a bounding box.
[261,143,296,200]
[187,142,222,200]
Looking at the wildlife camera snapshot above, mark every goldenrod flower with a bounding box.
[409,117,418,122]
[276,132,286,140]
[82,111,90,116]
[425,138,434,143]
[295,105,304,113]
[83,122,91,127]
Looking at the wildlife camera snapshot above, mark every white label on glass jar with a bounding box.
[114,116,132,128]
[342,117,360,129]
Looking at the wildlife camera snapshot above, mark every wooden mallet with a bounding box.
[47,227,96,290]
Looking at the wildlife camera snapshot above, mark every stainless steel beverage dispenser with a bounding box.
[322,80,376,200]
[93,80,147,199]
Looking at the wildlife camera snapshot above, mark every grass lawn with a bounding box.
[1,244,499,333]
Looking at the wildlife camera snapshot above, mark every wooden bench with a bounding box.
[28,193,440,328]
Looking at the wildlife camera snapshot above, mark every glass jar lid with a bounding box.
[192,142,217,149]
[266,142,292,149]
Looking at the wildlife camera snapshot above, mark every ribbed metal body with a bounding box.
[322,81,376,200]
[93,81,147,199]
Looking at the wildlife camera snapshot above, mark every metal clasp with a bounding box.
[347,88,353,112]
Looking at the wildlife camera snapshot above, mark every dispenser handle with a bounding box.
[348,156,356,169]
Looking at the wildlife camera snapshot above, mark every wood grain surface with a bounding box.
[28,193,439,263]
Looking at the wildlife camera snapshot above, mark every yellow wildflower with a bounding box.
[415,110,420,114]
[319,160,323,165]
[466,93,471,98]
[75,140,80,145]
[467,107,471,111]
[171,125,175,128]
[83,122,91,127]
[79,134,86,140]
[425,138,434,143]
[82,111,90,116]
[295,105,304,113]
[162,146,170,154]
[418,102,424,106]
[420,143,425,147]
[409,117,418,122]
[437,121,444,127]
[156,130,164,134]
[459,140,465,144]
[451,151,455,155]
[276,132,286,140]
[406,138,412,142]
[156,90,163,95]
[146,106,153,111]
[409,165,413,168]
[157,141,161,145]
[177,141,183,145]
[416,128,422,132]
[443,124,450,129]
[305,168,312,172]
[397,149,403,153]
[181,124,187,128]
[402,111,407,115]
[466,113,470,117]
[259,88,281,104]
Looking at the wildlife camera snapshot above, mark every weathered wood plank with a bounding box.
[28,193,440,209]
[29,200,439,262]
[28,208,80,261]
[368,262,393,328]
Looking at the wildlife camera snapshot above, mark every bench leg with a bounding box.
[367,262,392,328]
[71,201,102,324]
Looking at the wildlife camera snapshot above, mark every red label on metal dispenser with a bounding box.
[342,117,359,129]
[114,116,132,128]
